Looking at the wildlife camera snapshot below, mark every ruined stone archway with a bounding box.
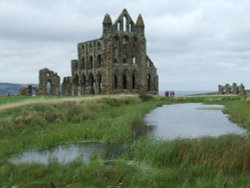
[88,72,95,94]
[113,69,119,91]
[46,81,52,94]
[122,70,128,90]
[96,73,102,94]
[132,70,137,90]
[39,68,60,95]
[80,73,86,94]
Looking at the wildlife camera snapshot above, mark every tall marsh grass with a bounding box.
[223,100,250,130]
[1,95,250,187]
[134,135,250,172]
[0,95,162,157]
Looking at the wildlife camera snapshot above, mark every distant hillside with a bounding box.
[0,83,21,95]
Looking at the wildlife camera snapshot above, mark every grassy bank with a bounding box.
[0,96,32,105]
[1,95,250,187]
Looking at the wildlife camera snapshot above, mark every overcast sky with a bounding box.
[1,0,250,91]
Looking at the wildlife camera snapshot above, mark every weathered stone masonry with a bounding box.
[62,9,158,95]
[39,9,158,96]
[39,68,60,95]
[218,83,246,95]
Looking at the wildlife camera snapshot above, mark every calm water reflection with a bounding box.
[144,103,247,140]
[10,142,122,164]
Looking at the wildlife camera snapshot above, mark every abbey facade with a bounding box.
[60,9,158,95]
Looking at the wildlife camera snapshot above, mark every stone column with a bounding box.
[239,84,246,95]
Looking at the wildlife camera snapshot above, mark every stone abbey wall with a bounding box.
[218,83,246,95]
[38,68,60,95]
[61,9,158,95]
[39,9,158,96]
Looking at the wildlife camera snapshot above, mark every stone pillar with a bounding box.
[239,84,246,95]
[218,85,223,94]
[225,84,231,94]
[232,83,238,95]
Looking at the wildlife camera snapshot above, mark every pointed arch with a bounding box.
[46,80,52,94]
[123,16,127,31]
[97,42,101,50]
[132,70,136,90]
[96,72,102,94]
[113,69,119,90]
[132,56,136,64]
[123,54,127,64]
[73,74,79,85]
[129,22,132,32]
[114,75,118,89]
[117,22,121,31]
[81,57,85,69]
[88,73,94,86]
[122,70,128,90]
[114,35,119,41]
[97,54,102,68]
[81,73,86,94]
[89,56,93,69]
[88,72,95,94]
[123,35,129,43]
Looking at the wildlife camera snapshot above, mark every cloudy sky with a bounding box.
[1,0,250,91]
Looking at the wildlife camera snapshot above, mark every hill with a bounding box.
[0,83,21,95]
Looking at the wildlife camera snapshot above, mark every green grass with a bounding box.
[0,96,32,104]
[1,95,250,187]
[223,99,250,130]
[0,95,162,158]
[134,135,250,171]
[2,159,250,188]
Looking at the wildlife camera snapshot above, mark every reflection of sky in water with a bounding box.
[144,103,247,140]
[10,142,121,164]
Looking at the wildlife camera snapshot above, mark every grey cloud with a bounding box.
[0,0,250,91]
[0,2,102,42]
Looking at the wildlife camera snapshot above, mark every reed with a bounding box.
[223,100,250,130]
[0,95,162,158]
[1,95,250,187]
[134,135,250,172]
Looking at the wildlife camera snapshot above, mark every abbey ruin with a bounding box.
[218,83,246,95]
[39,9,158,95]
[39,68,60,95]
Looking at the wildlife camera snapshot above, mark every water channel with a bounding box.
[10,103,247,164]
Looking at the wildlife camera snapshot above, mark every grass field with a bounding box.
[0,94,250,187]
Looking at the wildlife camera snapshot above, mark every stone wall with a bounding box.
[18,85,38,96]
[218,83,246,95]
[61,9,158,95]
[38,68,60,95]
[39,9,159,96]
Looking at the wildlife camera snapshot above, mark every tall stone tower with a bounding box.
[62,9,158,95]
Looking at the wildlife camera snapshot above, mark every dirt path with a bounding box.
[0,95,136,111]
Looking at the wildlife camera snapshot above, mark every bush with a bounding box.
[139,94,153,102]
[66,103,96,123]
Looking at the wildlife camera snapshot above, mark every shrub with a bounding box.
[139,94,153,102]
[43,110,61,122]
[66,103,96,123]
